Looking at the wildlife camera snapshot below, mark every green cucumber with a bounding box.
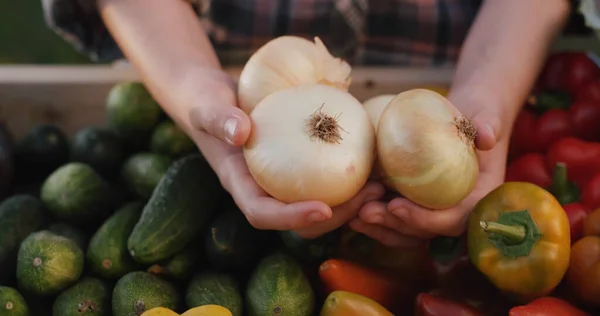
[86,201,143,279]
[15,124,69,181]
[0,122,15,199]
[205,206,268,274]
[40,162,115,224]
[185,272,242,316]
[0,195,46,283]
[71,127,125,176]
[112,271,180,316]
[149,121,196,158]
[121,153,172,200]
[279,229,340,264]
[52,277,110,316]
[16,231,84,296]
[127,154,222,264]
[0,286,29,316]
[246,253,314,316]
[105,82,163,151]
[147,245,199,281]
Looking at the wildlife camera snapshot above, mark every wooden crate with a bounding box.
[0,65,454,139]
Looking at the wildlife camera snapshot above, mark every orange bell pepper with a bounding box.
[567,235,600,307]
[318,258,417,313]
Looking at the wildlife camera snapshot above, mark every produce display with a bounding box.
[1,36,600,316]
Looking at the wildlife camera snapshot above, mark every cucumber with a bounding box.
[15,124,69,182]
[121,153,172,200]
[87,201,143,279]
[205,206,269,274]
[52,277,110,316]
[279,229,340,264]
[40,162,115,224]
[71,127,125,176]
[128,154,223,264]
[246,253,314,316]
[0,286,29,316]
[16,231,84,296]
[185,273,242,316]
[112,271,180,316]
[149,121,196,159]
[0,195,46,283]
[147,245,199,281]
[47,222,88,252]
[105,82,163,151]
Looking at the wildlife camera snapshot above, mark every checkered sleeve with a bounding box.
[40,0,207,63]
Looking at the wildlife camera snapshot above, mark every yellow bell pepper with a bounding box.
[141,307,179,316]
[320,291,394,316]
[141,305,233,316]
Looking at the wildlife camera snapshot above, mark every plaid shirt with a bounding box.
[42,0,482,66]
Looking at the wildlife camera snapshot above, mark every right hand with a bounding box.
[179,69,385,235]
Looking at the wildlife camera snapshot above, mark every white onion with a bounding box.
[243,83,375,207]
[377,89,479,209]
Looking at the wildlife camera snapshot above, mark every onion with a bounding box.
[377,89,479,209]
[243,83,375,207]
[362,94,395,129]
[237,36,352,114]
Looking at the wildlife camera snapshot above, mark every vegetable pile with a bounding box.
[0,36,599,315]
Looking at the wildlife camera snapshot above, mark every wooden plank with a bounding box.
[0,65,454,139]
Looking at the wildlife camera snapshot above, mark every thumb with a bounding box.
[189,97,252,146]
[471,111,500,151]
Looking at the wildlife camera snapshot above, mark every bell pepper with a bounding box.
[504,153,552,188]
[509,297,591,316]
[583,208,600,237]
[320,291,393,316]
[467,182,571,302]
[567,236,600,307]
[318,258,419,313]
[581,173,600,212]
[509,107,574,156]
[538,51,600,95]
[546,137,600,189]
[564,203,589,244]
[414,292,483,316]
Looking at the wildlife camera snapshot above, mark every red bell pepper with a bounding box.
[582,173,600,212]
[505,153,552,188]
[509,296,591,316]
[575,78,600,102]
[427,237,511,315]
[546,162,589,243]
[563,203,589,244]
[509,107,574,156]
[539,51,600,95]
[546,137,600,189]
[414,292,483,316]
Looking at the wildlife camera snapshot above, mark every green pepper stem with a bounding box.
[550,162,579,205]
[480,221,526,244]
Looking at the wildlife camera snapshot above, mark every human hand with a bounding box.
[350,100,508,247]
[183,69,384,235]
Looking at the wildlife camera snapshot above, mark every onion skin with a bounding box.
[243,84,375,207]
[377,89,479,209]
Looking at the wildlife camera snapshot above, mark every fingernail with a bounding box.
[224,118,239,145]
[308,211,328,222]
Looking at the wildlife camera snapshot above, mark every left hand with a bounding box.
[350,96,509,247]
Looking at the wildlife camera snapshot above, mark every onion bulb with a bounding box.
[237,36,352,114]
[362,94,395,129]
[243,83,375,207]
[377,89,479,209]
